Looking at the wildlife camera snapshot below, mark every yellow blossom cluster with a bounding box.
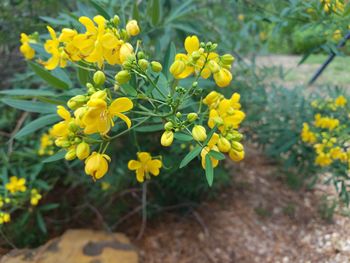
[321,0,345,13]
[20,15,140,70]
[301,95,350,169]
[169,36,234,87]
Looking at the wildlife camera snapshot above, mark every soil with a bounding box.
[135,146,350,263]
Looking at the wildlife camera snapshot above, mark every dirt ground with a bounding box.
[135,146,350,263]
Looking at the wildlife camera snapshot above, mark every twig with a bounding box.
[7,111,29,155]
[111,205,142,230]
[86,203,111,233]
[0,229,17,249]
[192,210,210,237]
[137,181,148,240]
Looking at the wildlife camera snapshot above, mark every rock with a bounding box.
[1,229,138,263]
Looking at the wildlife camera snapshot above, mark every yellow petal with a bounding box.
[47,26,57,40]
[109,98,133,114]
[184,35,199,54]
[79,16,97,34]
[115,113,131,129]
[128,160,141,170]
[57,106,71,120]
[148,160,162,176]
[136,168,145,183]
[138,152,152,163]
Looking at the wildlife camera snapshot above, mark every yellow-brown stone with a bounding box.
[1,229,138,263]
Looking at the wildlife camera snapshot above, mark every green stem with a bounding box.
[108,116,151,140]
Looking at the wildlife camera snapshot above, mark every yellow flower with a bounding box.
[332,30,342,42]
[6,176,27,194]
[85,152,111,180]
[192,125,207,142]
[128,152,163,183]
[335,95,347,107]
[161,131,174,147]
[119,43,134,64]
[314,114,339,130]
[19,33,35,60]
[200,133,220,169]
[30,189,42,206]
[126,20,140,36]
[301,123,317,144]
[51,106,72,138]
[0,213,11,224]
[315,153,332,167]
[238,14,245,21]
[38,131,55,156]
[43,26,69,70]
[82,97,133,135]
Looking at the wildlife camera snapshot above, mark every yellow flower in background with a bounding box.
[82,97,133,135]
[315,153,332,167]
[85,152,111,180]
[19,33,35,60]
[335,95,347,107]
[332,29,342,42]
[30,189,42,206]
[314,114,339,130]
[6,176,27,194]
[43,26,68,70]
[128,152,163,183]
[238,14,245,21]
[0,213,11,225]
[38,130,55,156]
[301,123,317,144]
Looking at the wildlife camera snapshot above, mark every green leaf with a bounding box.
[151,0,160,25]
[135,124,163,132]
[15,114,60,139]
[174,132,193,142]
[208,150,226,161]
[77,64,90,86]
[180,146,202,168]
[203,125,218,146]
[40,203,60,211]
[122,83,138,97]
[2,98,57,113]
[89,0,111,19]
[165,0,194,24]
[163,42,176,79]
[205,154,214,186]
[28,61,69,90]
[42,151,66,163]
[36,212,47,234]
[132,1,140,21]
[0,89,57,97]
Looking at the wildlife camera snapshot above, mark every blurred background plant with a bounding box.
[1,0,350,249]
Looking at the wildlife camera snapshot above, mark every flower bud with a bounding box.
[164,121,174,131]
[187,113,198,122]
[137,51,145,59]
[192,125,207,142]
[69,122,79,132]
[112,15,120,25]
[151,61,163,72]
[192,81,198,88]
[231,141,244,152]
[90,90,107,100]
[208,60,220,73]
[115,70,131,84]
[93,70,106,86]
[191,51,201,60]
[119,43,134,63]
[138,59,149,70]
[65,148,76,161]
[229,149,244,162]
[176,112,182,118]
[67,95,87,110]
[170,60,186,77]
[218,137,231,153]
[221,54,235,65]
[161,131,174,147]
[213,68,232,88]
[76,141,90,160]
[126,20,140,36]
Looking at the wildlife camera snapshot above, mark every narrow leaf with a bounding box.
[180,146,202,168]
[0,89,56,97]
[42,151,66,163]
[205,154,214,186]
[2,98,56,113]
[208,150,226,161]
[15,114,60,139]
[28,61,69,90]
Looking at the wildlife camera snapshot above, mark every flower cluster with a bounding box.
[169,36,234,87]
[20,15,140,70]
[321,0,344,13]
[301,95,350,168]
[20,13,245,185]
[0,176,42,225]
